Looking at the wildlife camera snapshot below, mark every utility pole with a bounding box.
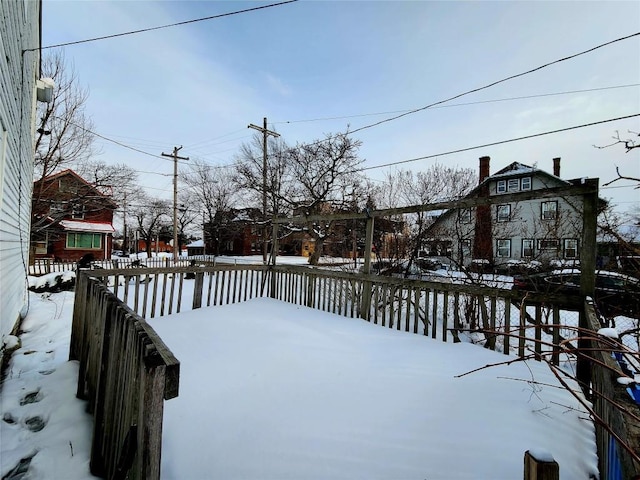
[122,192,128,254]
[248,117,280,263]
[161,146,189,260]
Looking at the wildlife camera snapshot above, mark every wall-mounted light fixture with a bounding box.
[36,77,55,103]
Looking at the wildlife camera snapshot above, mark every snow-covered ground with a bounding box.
[1,273,601,479]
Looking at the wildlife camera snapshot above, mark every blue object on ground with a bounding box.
[627,384,640,405]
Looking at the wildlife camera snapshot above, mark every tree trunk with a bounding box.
[309,237,324,265]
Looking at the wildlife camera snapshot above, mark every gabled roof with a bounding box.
[35,168,118,208]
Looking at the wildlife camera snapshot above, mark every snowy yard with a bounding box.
[1,279,600,479]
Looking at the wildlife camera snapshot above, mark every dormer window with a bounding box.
[496,176,532,194]
[507,179,520,192]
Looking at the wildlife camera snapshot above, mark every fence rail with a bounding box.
[71,271,179,480]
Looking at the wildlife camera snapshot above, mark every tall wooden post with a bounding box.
[248,118,280,264]
[578,178,599,393]
[359,215,375,320]
[161,146,189,261]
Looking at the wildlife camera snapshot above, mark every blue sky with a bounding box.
[41,0,639,213]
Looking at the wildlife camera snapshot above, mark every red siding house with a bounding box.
[31,169,118,261]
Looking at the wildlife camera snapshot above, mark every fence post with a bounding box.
[578,178,598,392]
[524,451,559,480]
[359,216,374,320]
[192,271,204,309]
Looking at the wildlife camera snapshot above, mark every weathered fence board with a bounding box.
[71,272,179,480]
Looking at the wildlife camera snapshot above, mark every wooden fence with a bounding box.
[84,263,582,364]
[28,255,266,276]
[71,271,179,480]
[585,300,640,480]
[29,256,214,276]
[74,263,638,479]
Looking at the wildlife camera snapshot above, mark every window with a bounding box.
[66,233,101,249]
[460,239,471,251]
[522,239,534,258]
[507,179,520,192]
[50,201,65,214]
[33,241,47,255]
[496,204,511,222]
[71,204,85,219]
[541,201,558,220]
[459,209,472,223]
[496,239,511,258]
[58,179,78,194]
[496,180,507,194]
[563,239,578,259]
[538,239,559,250]
[520,177,532,190]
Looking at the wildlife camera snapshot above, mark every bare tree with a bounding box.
[182,160,238,254]
[377,165,476,275]
[282,132,364,265]
[594,130,640,153]
[130,196,170,256]
[594,130,640,189]
[603,166,640,189]
[73,160,140,206]
[234,133,294,218]
[34,51,95,181]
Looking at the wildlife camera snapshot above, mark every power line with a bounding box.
[274,84,640,125]
[356,113,640,172]
[185,128,249,149]
[29,0,298,51]
[347,32,640,135]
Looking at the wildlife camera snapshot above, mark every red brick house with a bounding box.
[31,169,117,261]
[204,208,263,256]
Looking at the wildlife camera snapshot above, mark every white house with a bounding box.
[0,2,43,349]
[425,156,588,269]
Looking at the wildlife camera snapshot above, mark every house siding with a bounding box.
[0,1,41,342]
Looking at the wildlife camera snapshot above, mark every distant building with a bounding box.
[31,169,117,261]
[204,208,262,256]
[426,156,589,270]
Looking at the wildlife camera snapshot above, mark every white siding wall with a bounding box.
[489,176,583,264]
[437,173,584,267]
[0,1,40,342]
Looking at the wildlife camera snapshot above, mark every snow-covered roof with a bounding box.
[490,161,536,176]
[59,220,115,233]
[187,239,205,247]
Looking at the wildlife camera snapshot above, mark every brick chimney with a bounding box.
[479,156,490,184]
[553,157,561,177]
[474,156,493,263]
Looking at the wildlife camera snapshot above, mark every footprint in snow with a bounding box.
[20,390,43,406]
[24,416,47,432]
